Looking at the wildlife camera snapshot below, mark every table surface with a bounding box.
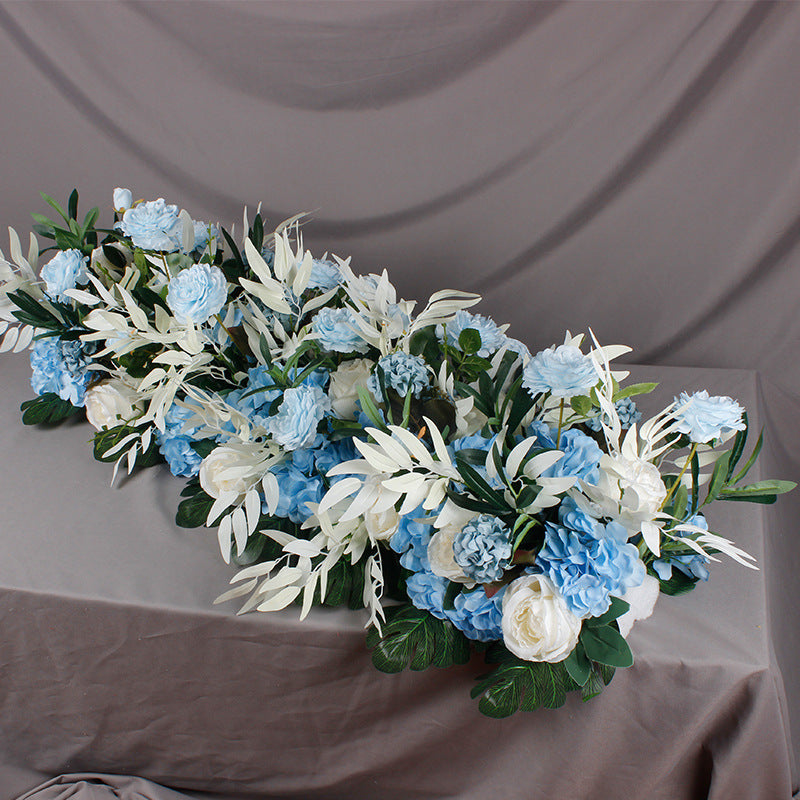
[0,353,795,800]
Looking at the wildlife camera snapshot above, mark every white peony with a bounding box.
[328,358,374,420]
[199,447,252,499]
[616,574,660,637]
[501,573,582,662]
[84,380,142,431]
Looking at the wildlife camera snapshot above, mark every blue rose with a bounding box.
[30,336,96,406]
[673,390,745,444]
[166,263,228,324]
[156,402,204,477]
[40,249,89,302]
[453,514,512,584]
[268,385,331,450]
[438,310,507,358]
[307,258,342,292]
[522,344,597,399]
[312,307,369,354]
[117,198,182,251]
[367,351,429,398]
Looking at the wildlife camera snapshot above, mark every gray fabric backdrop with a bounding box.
[1,1,799,797]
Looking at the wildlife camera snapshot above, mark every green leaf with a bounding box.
[657,569,699,596]
[731,430,763,485]
[704,451,731,505]
[92,424,160,468]
[719,480,796,503]
[505,376,534,435]
[670,482,688,521]
[612,382,658,402]
[189,438,217,459]
[20,393,81,425]
[570,395,592,416]
[691,450,700,514]
[564,643,592,687]
[251,214,264,251]
[82,206,100,233]
[40,191,70,224]
[67,189,79,221]
[175,490,216,528]
[31,211,58,229]
[367,604,471,673]
[726,413,748,481]
[356,386,388,431]
[580,625,633,668]
[586,597,630,627]
[458,328,482,355]
[454,454,511,511]
[581,662,615,701]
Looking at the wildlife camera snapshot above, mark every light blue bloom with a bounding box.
[166,263,228,324]
[156,402,203,477]
[268,463,325,524]
[652,513,710,582]
[438,310,507,358]
[537,519,644,619]
[673,390,745,444]
[522,344,597,399]
[586,397,642,432]
[313,306,369,354]
[268,385,331,450]
[367,352,429,399]
[558,496,597,535]
[453,514,512,584]
[191,221,219,253]
[40,249,89,302]
[117,198,182,251]
[448,587,505,642]
[406,571,449,621]
[543,427,603,485]
[450,433,503,490]
[389,505,434,573]
[307,258,342,292]
[30,336,96,406]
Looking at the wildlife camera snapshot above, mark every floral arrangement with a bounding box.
[1,189,793,717]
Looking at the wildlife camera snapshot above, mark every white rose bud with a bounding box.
[365,507,400,541]
[113,187,133,213]
[501,573,582,662]
[329,358,374,420]
[199,447,251,500]
[84,380,142,431]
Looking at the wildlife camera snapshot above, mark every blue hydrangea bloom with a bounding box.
[313,306,369,354]
[537,519,644,618]
[367,352,429,399]
[586,397,642,432]
[438,310,507,358]
[166,263,228,324]
[405,571,449,621]
[307,258,342,292]
[447,587,505,642]
[314,438,358,481]
[558,496,598,535]
[268,385,331,450]
[453,514,512,584]
[117,198,182,251]
[673,390,745,444]
[523,344,597,399]
[268,462,325,524]
[156,403,203,477]
[543,427,603,485]
[389,505,434,573]
[652,513,710,582]
[449,433,503,490]
[30,336,96,406]
[40,249,89,302]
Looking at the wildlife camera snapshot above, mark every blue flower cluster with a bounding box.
[40,249,89,302]
[313,307,369,353]
[673,391,745,444]
[367,352,429,399]
[523,344,597,399]
[585,397,642,432]
[166,263,228,324]
[156,403,204,477]
[268,385,331,450]
[438,310,507,358]
[30,336,96,406]
[537,515,644,618]
[453,514,512,583]
[528,422,603,484]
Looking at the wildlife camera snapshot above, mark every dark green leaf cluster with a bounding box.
[20,393,81,425]
[32,190,99,256]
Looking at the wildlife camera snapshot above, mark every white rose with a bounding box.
[501,573,582,662]
[113,187,133,212]
[84,380,142,431]
[616,574,660,638]
[329,358,374,420]
[365,506,400,541]
[199,447,251,499]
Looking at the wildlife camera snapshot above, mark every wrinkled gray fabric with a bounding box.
[0,1,798,798]
[15,774,197,800]
[0,355,795,800]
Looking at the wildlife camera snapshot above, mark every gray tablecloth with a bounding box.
[0,352,796,799]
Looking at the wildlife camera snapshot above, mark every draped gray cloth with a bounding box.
[1,1,799,798]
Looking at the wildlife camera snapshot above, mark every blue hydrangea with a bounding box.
[438,310,507,358]
[453,514,512,584]
[313,438,358,481]
[30,336,96,407]
[307,258,342,292]
[313,306,369,354]
[117,198,182,251]
[367,352,429,399]
[543,427,603,484]
[268,385,331,450]
[268,462,325,524]
[405,571,449,621]
[652,513,710,582]
[40,249,89,302]
[522,344,597,399]
[156,402,204,477]
[558,496,597,535]
[673,390,745,444]
[449,433,503,490]
[448,587,505,642]
[586,397,642,432]
[389,505,434,573]
[166,263,228,324]
[537,519,645,619]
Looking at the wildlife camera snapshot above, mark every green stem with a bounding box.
[555,398,565,445]
[659,443,698,512]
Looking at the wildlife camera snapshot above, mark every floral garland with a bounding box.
[1,189,793,717]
